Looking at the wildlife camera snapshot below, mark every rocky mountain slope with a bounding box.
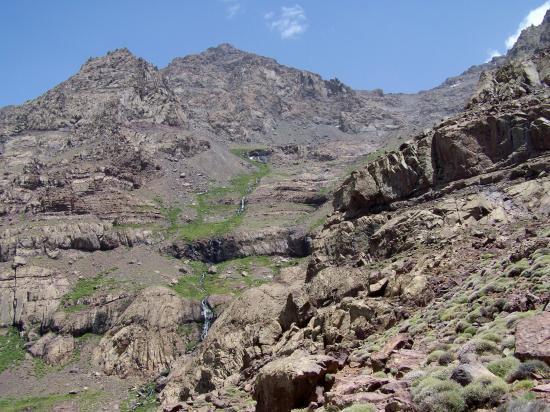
[0,10,549,412]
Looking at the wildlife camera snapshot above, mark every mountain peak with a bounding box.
[508,8,550,59]
[210,43,239,52]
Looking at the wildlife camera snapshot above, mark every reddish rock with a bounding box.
[370,334,413,371]
[325,371,413,410]
[515,312,550,363]
[386,349,425,375]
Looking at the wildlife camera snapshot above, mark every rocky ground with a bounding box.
[0,10,549,412]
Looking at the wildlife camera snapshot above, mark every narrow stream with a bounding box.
[200,297,214,340]
[198,270,214,340]
[199,161,261,339]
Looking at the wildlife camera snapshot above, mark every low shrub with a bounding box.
[507,359,550,382]
[471,338,500,355]
[487,357,520,379]
[427,350,446,364]
[463,376,508,409]
[412,377,465,412]
[341,404,376,412]
[511,379,535,391]
[463,326,478,335]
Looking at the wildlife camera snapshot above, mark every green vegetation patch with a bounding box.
[341,404,376,412]
[487,357,520,379]
[0,327,25,373]
[60,267,118,312]
[170,258,281,300]
[156,148,271,241]
[0,391,102,412]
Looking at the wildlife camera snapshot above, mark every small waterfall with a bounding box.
[237,196,246,214]
[198,269,215,340]
[200,298,214,340]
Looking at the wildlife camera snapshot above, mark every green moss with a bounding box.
[487,357,520,379]
[0,327,25,373]
[170,258,272,301]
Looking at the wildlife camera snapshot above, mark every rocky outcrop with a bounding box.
[28,333,75,365]
[253,352,339,412]
[93,287,201,378]
[334,51,549,219]
[0,221,155,263]
[507,9,550,60]
[515,311,550,363]
[167,227,311,262]
[159,267,310,405]
[0,265,70,331]
[333,136,434,217]
[50,293,133,336]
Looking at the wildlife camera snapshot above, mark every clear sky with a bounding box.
[1,0,548,107]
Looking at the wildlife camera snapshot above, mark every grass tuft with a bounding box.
[0,327,25,374]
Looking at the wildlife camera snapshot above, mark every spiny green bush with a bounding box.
[463,326,478,335]
[412,377,465,412]
[477,331,502,343]
[511,379,535,391]
[471,338,500,354]
[341,404,376,412]
[427,350,446,364]
[462,376,508,408]
[455,320,471,333]
[487,357,520,379]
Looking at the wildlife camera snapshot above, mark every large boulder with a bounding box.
[515,312,550,364]
[254,352,339,412]
[28,333,75,365]
[451,362,497,386]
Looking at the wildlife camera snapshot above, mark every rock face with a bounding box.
[167,227,310,262]
[507,9,550,60]
[254,352,339,412]
[28,333,75,365]
[0,265,70,330]
[515,311,550,363]
[333,50,549,220]
[93,287,201,378]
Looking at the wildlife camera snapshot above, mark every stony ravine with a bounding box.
[0,10,549,412]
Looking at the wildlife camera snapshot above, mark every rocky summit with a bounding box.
[0,9,549,412]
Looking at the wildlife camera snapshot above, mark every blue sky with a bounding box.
[0,0,548,106]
